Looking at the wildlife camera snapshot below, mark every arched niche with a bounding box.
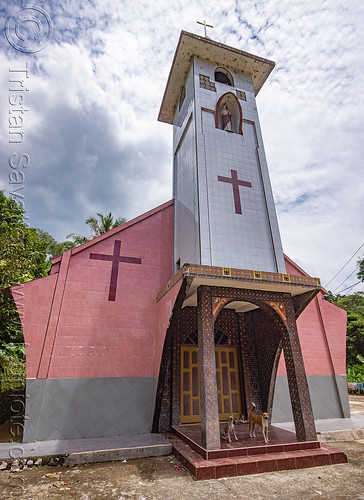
[214,67,234,86]
[209,296,287,420]
[215,92,243,135]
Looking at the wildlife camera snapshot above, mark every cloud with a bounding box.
[0,0,363,294]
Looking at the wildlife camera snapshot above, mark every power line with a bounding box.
[335,281,361,295]
[332,266,359,293]
[324,242,364,288]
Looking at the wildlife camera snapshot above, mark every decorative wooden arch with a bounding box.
[215,92,243,135]
[210,294,287,412]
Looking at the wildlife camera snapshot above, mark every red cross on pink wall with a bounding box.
[89,240,142,301]
[217,169,252,214]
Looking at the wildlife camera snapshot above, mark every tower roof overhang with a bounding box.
[158,30,275,125]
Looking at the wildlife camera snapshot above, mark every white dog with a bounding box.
[221,415,239,442]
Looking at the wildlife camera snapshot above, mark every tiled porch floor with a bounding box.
[165,423,347,480]
[175,422,301,447]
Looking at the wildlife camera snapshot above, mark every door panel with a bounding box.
[180,345,242,423]
[215,346,242,420]
[181,346,200,423]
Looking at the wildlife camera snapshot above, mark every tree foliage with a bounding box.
[347,361,364,383]
[0,192,49,288]
[35,228,75,260]
[334,293,364,317]
[326,291,364,368]
[358,255,364,284]
[0,191,51,352]
[66,212,126,244]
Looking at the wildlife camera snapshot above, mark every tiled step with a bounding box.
[166,433,347,480]
[172,425,319,460]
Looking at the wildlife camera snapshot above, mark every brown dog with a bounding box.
[221,415,238,442]
[248,402,269,443]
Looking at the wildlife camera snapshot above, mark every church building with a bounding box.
[12,31,349,474]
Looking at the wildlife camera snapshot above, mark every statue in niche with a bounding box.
[221,103,232,132]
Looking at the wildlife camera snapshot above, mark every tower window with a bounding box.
[214,67,234,86]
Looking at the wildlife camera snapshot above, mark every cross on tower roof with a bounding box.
[197,20,213,38]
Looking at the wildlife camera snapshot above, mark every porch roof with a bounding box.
[156,263,321,314]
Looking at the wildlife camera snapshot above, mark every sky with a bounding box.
[0,0,363,295]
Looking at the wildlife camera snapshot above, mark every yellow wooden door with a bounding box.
[215,346,242,420]
[180,345,242,423]
[181,346,200,423]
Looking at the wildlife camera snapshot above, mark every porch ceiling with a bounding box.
[182,276,319,311]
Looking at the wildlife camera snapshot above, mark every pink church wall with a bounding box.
[14,207,347,385]
[14,201,174,380]
[13,275,57,378]
[277,256,347,377]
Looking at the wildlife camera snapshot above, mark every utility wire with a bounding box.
[324,242,364,288]
[332,266,359,293]
[335,281,361,295]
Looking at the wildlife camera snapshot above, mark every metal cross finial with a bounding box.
[197,20,213,38]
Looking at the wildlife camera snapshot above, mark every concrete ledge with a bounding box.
[274,414,364,441]
[64,443,172,466]
[318,428,364,442]
[0,433,171,461]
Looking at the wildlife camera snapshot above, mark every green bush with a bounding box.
[347,363,364,383]
[0,351,26,393]
[0,343,25,361]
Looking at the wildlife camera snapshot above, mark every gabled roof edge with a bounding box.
[51,199,174,264]
[284,253,327,293]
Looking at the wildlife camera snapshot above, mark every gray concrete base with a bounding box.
[272,374,350,423]
[65,442,172,465]
[23,377,158,442]
[0,433,171,462]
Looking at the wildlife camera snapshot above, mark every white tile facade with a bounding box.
[173,56,286,274]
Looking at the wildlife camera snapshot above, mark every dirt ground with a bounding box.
[350,393,364,415]
[0,395,363,499]
[0,439,362,500]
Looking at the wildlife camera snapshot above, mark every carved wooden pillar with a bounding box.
[282,299,317,441]
[197,286,221,449]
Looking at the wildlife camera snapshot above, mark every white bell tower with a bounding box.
[159,31,286,275]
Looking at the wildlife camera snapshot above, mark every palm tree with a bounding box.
[67,212,126,245]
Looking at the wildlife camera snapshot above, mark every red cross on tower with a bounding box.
[217,169,252,214]
[89,240,141,301]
